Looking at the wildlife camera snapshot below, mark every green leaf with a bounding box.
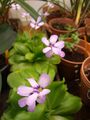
[9,54,25,64]
[49,115,73,120]
[10,63,33,72]
[55,92,82,115]
[48,55,61,64]
[14,42,30,55]
[47,81,67,110]
[25,52,35,62]
[29,33,45,54]
[46,81,82,117]
[15,0,39,20]
[0,23,17,53]
[0,72,2,92]
[48,65,57,81]
[7,67,39,88]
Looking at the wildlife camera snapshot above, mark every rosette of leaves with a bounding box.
[8,32,60,81]
[1,79,82,120]
[59,30,80,50]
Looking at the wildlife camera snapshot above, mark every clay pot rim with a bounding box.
[61,45,89,65]
[48,17,76,33]
[81,56,90,85]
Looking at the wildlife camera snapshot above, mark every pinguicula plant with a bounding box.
[0,1,83,119]
[1,29,83,120]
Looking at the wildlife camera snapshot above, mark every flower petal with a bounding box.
[54,41,64,49]
[42,37,49,46]
[37,16,42,23]
[35,25,40,30]
[17,86,33,96]
[27,104,35,112]
[30,23,35,28]
[52,47,60,54]
[39,89,51,96]
[37,96,46,104]
[38,22,44,27]
[50,35,58,44]
[46,50,53,58]
[18,97,27,108]
[27,78,39,88]
[43,47,51,53]
[26,93,38,112]
[59,51,65,57]
[38,73,50,88]
[30,18,36,23]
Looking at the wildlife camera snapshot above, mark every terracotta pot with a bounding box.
[78,40,90,56]
[46,17,75,35]
[80,57,90,105]
[58,45,89,96]
[43,4,71,23]
[84,18,90,36]
[84,18,90,26]
[78,27,86,38]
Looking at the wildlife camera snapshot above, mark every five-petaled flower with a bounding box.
[42,35,65,58]
[30,16,44,30]
[17,73,51,112]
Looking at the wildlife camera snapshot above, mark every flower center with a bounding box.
[38,87,42,92]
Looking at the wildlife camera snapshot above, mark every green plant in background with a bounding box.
[59,31,80,50]
[46,0,90,26]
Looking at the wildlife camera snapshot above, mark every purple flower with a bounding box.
[30,16,44,30]
[17,73,51,112]
[42,35,65,58]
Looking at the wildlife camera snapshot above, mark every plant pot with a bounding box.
[43,4,71,23]
[46,17,75,35]
[84,18,90,40]
[78,40,90,55]
[58,45,89,96]
[80,56,90,105]
[78,27,86,39]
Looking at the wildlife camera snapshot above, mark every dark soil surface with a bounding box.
[63,48,86,62]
